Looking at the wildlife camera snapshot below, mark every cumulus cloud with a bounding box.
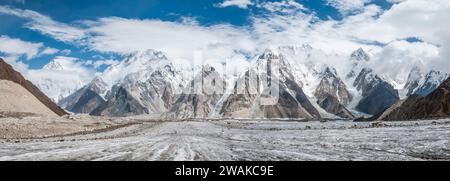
[215,0,253,9]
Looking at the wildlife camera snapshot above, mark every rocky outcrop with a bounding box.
[0,58,67,116]
[403,67,448,97]
[314,67,354,118]
[59,77,107,114]
[121,64,186,114]
[413,70,448,96]
[404,66,423,96]
[90,85,148,117]
[353,68,399,115]
[347,48,370,79]
[379,77,450,121]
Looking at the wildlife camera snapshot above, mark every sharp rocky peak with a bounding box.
[201,64,216,73]
[319,66,338,78]
[43,60,64,70]
[119,49,169,67]
[258,49,282,60]
[407,66,423,80]
[350,48,370,62]
[87,76,107,90]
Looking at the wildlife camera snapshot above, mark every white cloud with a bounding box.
[256,0,307,14]
[333,0,450,73]
[0,55,29,73]
[0,35,42,59]
[215,0,253,9]
[39,47,59,55]
[84,59,119,68]
[2,0,450,83]
[60,49,72,55]
[334,0,450,45]
[0,6,86,43]
[369,40,440,84]
[326,0,370,15]
[0,35,59,67]
[84,17,256,71]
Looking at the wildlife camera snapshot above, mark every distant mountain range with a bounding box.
[2,45,448,121]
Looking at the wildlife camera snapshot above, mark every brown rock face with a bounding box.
[381,77,450,121]
[219,50,321,119]
[0,59,67,116]
[167,65,224,119]
[314,67,354,119]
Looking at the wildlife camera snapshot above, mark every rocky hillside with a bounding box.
[0,58,67,116]
[378,77,450,121]
[352,68,400,115]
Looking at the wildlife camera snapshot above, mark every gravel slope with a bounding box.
[0,80,56,116]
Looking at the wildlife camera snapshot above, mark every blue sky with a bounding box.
[0,0,448,77]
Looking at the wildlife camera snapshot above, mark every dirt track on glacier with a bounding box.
[1,119,450,161]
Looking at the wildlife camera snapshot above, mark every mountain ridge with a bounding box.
[51,47,448,120]
[376,77,450,121]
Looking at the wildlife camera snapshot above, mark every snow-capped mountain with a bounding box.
[88,50,188,116]
[347,48,370,79]
[314,66,354,118]
[403,66,424,97]
[27,57,93,103]
[218,49,321,119]
[377,77,450,121]
[410,70,448,96]
[167,65,225,119]
[54,46,447,119]
[43,60,64,70]
[58,76,107,114]
[101,49,173,88]
[342,48,400,116]
[352,68,399,115]
[113,63,187,114]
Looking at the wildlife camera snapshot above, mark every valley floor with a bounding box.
[0,117,450,161]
